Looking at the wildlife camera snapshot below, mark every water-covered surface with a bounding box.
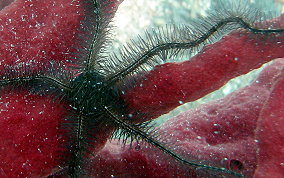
[0,0,283,177]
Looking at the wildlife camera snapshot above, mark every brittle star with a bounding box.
[0,0,283,177]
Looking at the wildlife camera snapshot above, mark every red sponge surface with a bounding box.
[89,59,284,178]
[0,0,283,177]
[0,0,84,68]
[255,67,284,177]
[0,90,66,177]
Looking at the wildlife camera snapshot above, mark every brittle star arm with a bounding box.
[105,16,284,86]
[0,75,73,91]
[103,106,244,178]
[82,0,115,72]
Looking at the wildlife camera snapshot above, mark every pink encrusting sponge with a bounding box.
[0,0,283,177]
